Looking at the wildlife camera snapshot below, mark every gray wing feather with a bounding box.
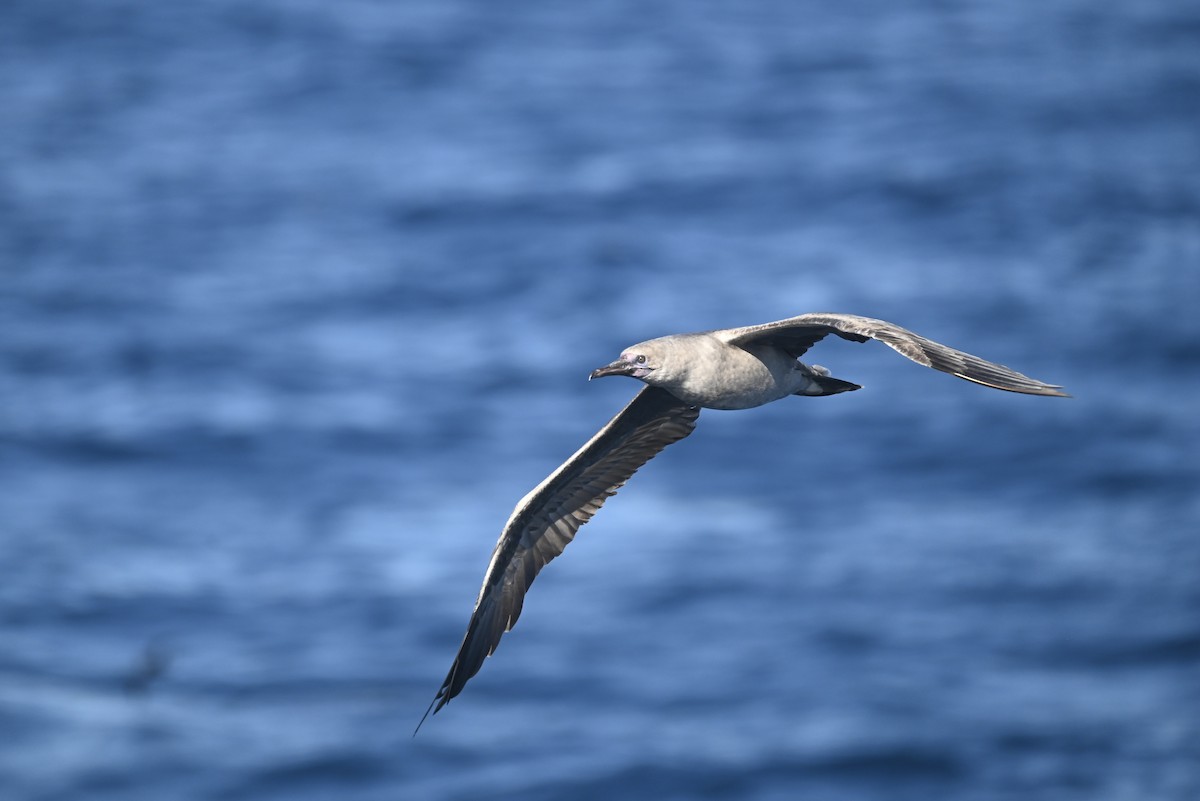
[720,313,1069,397]
[418,387,699,729]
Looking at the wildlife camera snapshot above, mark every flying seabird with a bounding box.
[417,312,1067,730]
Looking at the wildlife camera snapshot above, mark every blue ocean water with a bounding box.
[2,1,1198,799]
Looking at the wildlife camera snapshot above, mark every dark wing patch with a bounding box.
[418,387,699,731]
[720,313,1069,396]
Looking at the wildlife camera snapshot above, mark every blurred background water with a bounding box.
[2,1,1198,799]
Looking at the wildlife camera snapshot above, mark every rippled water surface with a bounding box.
[2,1,1198,799]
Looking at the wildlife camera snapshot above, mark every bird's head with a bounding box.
[589,338,671,384]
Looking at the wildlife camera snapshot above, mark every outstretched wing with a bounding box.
[719,312,1068,397]
[418,386,700,730]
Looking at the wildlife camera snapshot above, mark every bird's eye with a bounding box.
[635,354,647,364]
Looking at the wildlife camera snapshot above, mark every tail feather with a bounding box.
[796,371,861,397]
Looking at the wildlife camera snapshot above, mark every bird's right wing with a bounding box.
[418,386,699,730]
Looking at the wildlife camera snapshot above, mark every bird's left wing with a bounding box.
[719,312,1068,397]
[418,386,699,730]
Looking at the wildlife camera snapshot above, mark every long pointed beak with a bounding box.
[589,359,633,380]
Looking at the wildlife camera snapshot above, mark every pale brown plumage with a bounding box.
[418,313,1066,732]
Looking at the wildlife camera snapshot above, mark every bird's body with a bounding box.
[625,332,834,409]
[417,312,1067,731]
[642,333,749,407]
